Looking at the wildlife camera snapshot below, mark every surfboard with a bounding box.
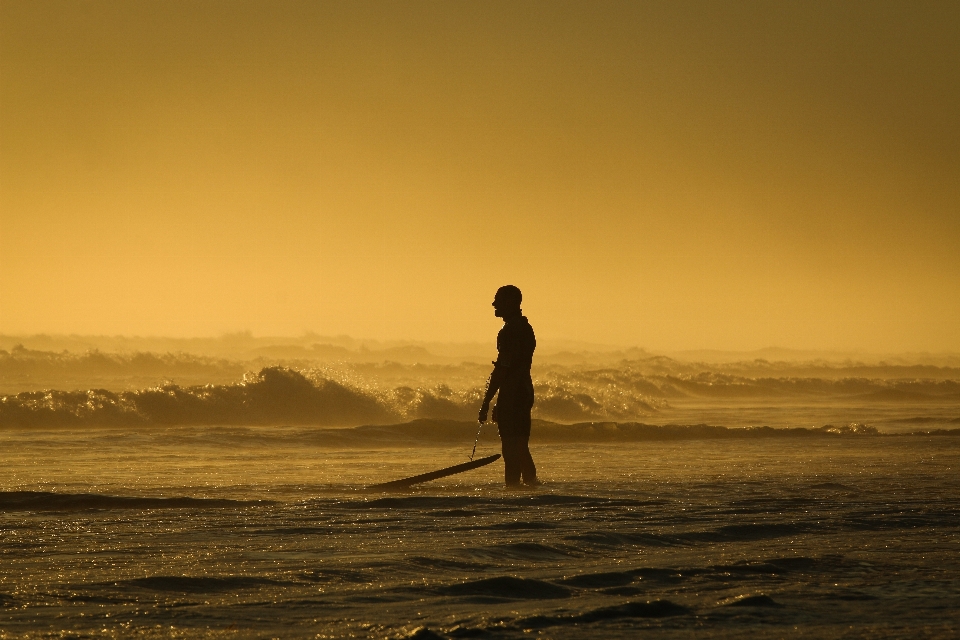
[365,454,501,492]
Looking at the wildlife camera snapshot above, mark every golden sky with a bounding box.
[1,1,958,351]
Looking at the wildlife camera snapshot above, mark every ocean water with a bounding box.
[2,423,959,639]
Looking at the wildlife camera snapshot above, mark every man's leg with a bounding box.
[518,440,537,484]
[515,413,537,484]
[497,414,525,486]
[500,435,523,486]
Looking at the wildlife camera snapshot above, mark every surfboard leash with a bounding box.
[470,421,483,461]
[472,366,496,461]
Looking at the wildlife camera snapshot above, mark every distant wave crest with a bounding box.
[293,419,958,448]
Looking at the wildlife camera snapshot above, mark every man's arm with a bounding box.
[480,323,518,423]
[478,362,507,424]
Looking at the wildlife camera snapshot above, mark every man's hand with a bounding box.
[478,401,490,424]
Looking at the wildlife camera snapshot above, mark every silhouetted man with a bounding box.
[479,285,539,487]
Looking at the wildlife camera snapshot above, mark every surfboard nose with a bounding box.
[363,454,502,492]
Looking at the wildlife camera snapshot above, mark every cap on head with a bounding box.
[494,285,522,309]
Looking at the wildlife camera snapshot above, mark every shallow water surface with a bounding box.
[1,427,959,638]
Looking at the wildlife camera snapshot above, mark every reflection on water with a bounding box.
[2,428,959,638]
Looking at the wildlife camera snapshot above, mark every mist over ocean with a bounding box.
[2,337,959,638]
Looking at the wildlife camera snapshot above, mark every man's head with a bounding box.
[493,285,522,318]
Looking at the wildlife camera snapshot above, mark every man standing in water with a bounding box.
[479,285,539,487]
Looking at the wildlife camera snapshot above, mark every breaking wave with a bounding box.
[0,365,666,428]
[2,360,958,428]
[0,367,393,428]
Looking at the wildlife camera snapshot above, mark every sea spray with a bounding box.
[0,367,393,428]
[0,365,666,428]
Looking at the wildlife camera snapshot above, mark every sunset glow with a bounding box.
[3,1,957,351]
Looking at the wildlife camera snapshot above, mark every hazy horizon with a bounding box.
[3,331,960,369]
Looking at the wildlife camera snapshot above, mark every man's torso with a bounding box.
[495,316,536,415]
